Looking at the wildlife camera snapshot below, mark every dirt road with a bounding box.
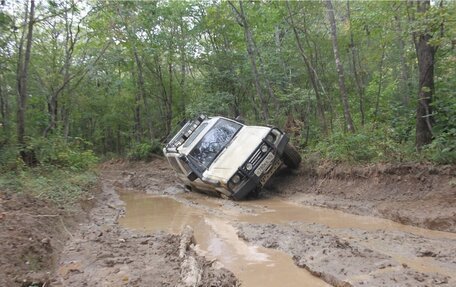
[101,159,455,286]
[1,158,455,286]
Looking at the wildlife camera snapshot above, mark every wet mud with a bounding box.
[52,168,238,287]
[267,163,456,232]
[113,159,456,287]
[2,158,455,286]
[120,193,330,287]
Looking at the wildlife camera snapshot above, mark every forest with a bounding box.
[0,0,455,176]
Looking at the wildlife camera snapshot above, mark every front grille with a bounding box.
[249,149,264,166]
[241,143,271,173]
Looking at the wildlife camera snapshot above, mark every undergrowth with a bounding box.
[126,140,162,161]
[0,167,97,207]
[307,124,455,164]
[0,135,99,206]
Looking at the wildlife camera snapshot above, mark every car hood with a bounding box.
[203,125,270,182]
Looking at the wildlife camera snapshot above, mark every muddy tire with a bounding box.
[282,143,301,169]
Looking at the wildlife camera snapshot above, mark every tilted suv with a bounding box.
[163,115,301,199]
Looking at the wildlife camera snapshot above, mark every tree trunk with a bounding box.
[286,0,327,134]
[326,0,355,133]
[347,0,365,126]
[131,64,142,143]
[167,62,173,135]
[274,25,288,91]
[179,16,187,117]
[374,44,386,121]
[0,76,8,137]
[17,0,35,145]
[228,1,269,121]
[44,5,74,137]
[133,48,155,141]
[414,0,435,149]
[394,12,411,106]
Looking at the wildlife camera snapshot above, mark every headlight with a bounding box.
[246,163,253,171]
[228,173,242,190]
[266,133,276,143]
[232,174,241,184]
[261,144,268,153]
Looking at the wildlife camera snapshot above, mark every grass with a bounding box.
[0,166,98,207]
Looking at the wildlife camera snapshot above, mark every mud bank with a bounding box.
[0,192,80,286]
[266,162,456,232]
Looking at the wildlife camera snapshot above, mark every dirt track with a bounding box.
[99,159,456,286]
[1,158,455,286]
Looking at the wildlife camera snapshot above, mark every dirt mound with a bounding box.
[267,162,456,232]
[0,192,82,286]
[103,158,181,195]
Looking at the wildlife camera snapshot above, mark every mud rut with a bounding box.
[53,160,456,287]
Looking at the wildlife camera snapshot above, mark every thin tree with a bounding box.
[286,0,327,134]
[228,0,269,121]
[346,0,365,126]
[16,0,35,146]
[412,0,437,149]
[0,74,8,140]
[326,0,355,133]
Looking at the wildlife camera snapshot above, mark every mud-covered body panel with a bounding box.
[163,116,294,199]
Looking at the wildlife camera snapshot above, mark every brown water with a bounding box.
[119,193,330,287]
[235,197,456,240]
[119,192,456,286]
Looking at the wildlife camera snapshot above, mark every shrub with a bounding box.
[0,168,98,206]
[311,124,406,163]
[423,129,456,164]
[0,145,23,172]
[127,140,162,161]
[27,135,98,170]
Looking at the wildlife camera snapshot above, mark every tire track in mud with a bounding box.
[52,169,238,287]
[237,222,455,287]
[111,159,456,287]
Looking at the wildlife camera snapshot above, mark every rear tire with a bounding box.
[282,143,301,169]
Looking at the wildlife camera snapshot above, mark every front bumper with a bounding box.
[231,134,288,200]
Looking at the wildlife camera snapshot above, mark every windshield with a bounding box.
[189,119,242,168]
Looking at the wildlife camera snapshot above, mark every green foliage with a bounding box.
[0,167,97,206]
[0,145,23,172]
[127,140,162,161]
[26,136,98,171]
[0,0,455,166]
[423,130,456,164]
[312,125,406,163]
[187,92,236,118]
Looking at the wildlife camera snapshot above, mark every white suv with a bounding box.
[163,115,301,199]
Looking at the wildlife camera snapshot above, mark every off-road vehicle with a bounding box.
[163,115,301,199]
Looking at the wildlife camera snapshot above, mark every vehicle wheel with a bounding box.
[247,186,261,199]
[282,143,301,169]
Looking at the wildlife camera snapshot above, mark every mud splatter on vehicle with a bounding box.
[163,115,301,199]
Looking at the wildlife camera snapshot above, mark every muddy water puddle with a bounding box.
[119,193,330,287]
[119,192,456,286]
[236,197,456,240]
